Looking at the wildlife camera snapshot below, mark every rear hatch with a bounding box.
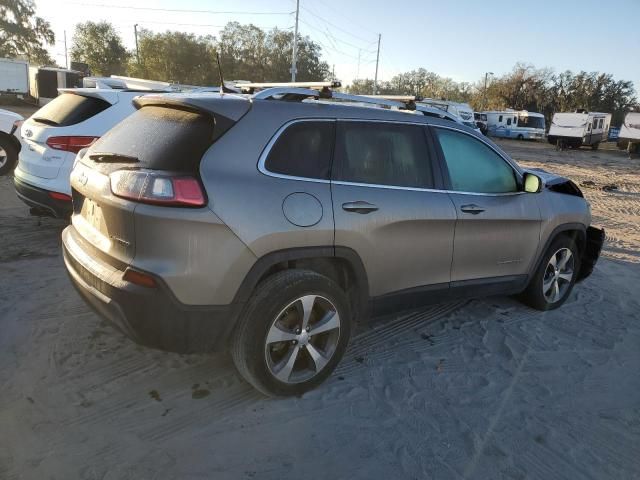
[69,94,250,267]
[19,91,116,179]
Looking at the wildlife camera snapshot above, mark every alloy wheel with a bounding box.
[542,247,575,303]
[264,294,341,384]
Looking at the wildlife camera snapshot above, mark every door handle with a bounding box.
[460,204,485,215]
[342,201,379,214]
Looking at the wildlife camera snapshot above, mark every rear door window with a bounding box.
[333,121,434,189]
[31,93,111,127]
[434,127,517,193]
[264,121,335,180]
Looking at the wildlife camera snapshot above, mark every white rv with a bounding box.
[617,112,640,153]
[418,99,479,132]
[484,110,545,140]
[547,110,611,149]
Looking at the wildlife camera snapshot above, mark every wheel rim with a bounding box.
[542,248,575,303]
[264,294,341,384]
[0,146,7,168]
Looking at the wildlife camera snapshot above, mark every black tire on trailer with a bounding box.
[591,142,600,150]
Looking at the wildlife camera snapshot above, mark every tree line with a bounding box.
[2,1,637,125]
[349,64,638,126]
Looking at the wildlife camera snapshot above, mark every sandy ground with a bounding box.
[1,140,639,480]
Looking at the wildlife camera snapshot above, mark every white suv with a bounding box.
[14,88,145,217]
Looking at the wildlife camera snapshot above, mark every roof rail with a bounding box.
[237,81,341,93]
[247,84,465,125]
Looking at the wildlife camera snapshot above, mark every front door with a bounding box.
[432,126,541,283]
[331,121,457,299]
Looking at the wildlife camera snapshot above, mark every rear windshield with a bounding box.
[32,93,111,127]
[89,105,215,172]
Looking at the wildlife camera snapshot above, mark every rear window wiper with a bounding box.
[31,117,60,126]
[89,152,139,163]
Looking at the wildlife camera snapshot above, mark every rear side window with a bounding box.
[264,121,334,180]
[31,93,111,127]
[89,105,214,172]
[334,121,433,189]
[435,128,517,193]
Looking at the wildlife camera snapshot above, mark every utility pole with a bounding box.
[373,33,381,95]
[134,24,140,64]
[332,64,335,80]
[482,71,493,111]
[64,30,68,69]
[356,49,360,80]
[291,0,300,81]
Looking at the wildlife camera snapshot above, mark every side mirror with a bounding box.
[523,172,543,193]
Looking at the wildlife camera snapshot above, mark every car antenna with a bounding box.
[216,52,234,94]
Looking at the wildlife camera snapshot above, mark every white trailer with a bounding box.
[547,110,611,149]
[617,112,640,154]
[0,58,29,94]
[29,66,83,105]
[484,110,545,140]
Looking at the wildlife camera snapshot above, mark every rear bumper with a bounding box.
[62,226,242,353]
[14,176,72,218]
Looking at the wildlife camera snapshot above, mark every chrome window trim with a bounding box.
[258,118,527,197]
[331,180,526,197]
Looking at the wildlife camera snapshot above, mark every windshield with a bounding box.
[517,115,545,129]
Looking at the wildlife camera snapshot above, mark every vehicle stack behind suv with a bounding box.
[62,84,604,396]
[13,75,201,218]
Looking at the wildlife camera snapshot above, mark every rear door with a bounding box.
[432,126,541,283]
[331,120,457,299]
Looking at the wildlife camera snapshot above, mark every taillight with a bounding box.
[109,170,206,207]
[46,136,99,153]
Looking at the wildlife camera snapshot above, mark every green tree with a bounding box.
[0,0,55,65]
[70,21,129,76]
[127,29,218,85]
[218,22,330,82]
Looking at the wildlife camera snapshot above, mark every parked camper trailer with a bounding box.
[419,99,479,131]
[29,66,83,105]
[617,112,640,154]
[0,58,29,94]
[484,110,545,140]
[547,111,611,149]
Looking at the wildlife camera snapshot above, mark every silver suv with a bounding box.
[62,86,604,396]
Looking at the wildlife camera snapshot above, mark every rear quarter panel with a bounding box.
[199,102,337,259]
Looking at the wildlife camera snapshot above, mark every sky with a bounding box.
[36,0,640,90]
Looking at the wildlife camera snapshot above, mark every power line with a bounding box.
[298,18,370,62]
[60,2,293,15]
[300,4,377,46]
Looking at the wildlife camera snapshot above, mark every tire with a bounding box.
[517,134,524,140]
[519,236,580,311]
[231,269,352,397]
[591,142,600,150]
[0,135,18,176]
